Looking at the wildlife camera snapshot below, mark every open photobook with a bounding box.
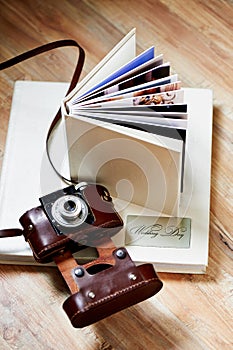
[0,29,213,273]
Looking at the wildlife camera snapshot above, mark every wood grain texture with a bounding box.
[0,0,232,349]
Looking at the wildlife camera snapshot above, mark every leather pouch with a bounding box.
[19,207,84,263]
[62,247,163,328]
[17,198,163,328]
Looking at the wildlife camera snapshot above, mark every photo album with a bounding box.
[0,29,213,273]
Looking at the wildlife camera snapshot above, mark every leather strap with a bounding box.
[54,240,116,294]
[0,39,85,237]
[0,228,23,238]
[0,39,85,183]
[54,251,80,294]
[0,39,85,92]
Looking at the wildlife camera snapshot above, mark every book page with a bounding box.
[65,115,182,216]
[74,81,181,108]
[64,29,136,107]
[68,75,179,115]
[80,89,184,108]
[72,53,164,105]
[74,46,155,102]
[77,110,188,129]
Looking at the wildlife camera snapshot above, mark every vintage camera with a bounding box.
[20,183,123,263]
[40,182,95,236]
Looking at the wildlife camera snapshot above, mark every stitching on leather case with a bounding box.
[98,219,123,228]
[35,236,70,256]
[70,277,160,321]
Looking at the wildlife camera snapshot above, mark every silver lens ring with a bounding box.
[51,195,88,227]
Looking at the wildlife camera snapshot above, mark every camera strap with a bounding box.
[0,39,85,238]
[0,39,85,185]
[0,228,23,237]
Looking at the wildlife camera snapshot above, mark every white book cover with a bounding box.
[0,81,69,262]
[0,81,212,273]
[123,88,213,273]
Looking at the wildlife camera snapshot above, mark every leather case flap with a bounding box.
[63,247,163,327]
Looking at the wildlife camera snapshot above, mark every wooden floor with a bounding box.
[0,0,232,349]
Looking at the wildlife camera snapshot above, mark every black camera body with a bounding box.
[40,183,95,236]
[20,183,123,263]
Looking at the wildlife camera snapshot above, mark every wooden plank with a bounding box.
[0,0,232,348]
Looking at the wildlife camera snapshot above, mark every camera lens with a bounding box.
[51,195,88,228]
[60,198,81,221]
[64,200,76,212]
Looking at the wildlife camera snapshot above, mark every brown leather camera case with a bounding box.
[19,194,163,327]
